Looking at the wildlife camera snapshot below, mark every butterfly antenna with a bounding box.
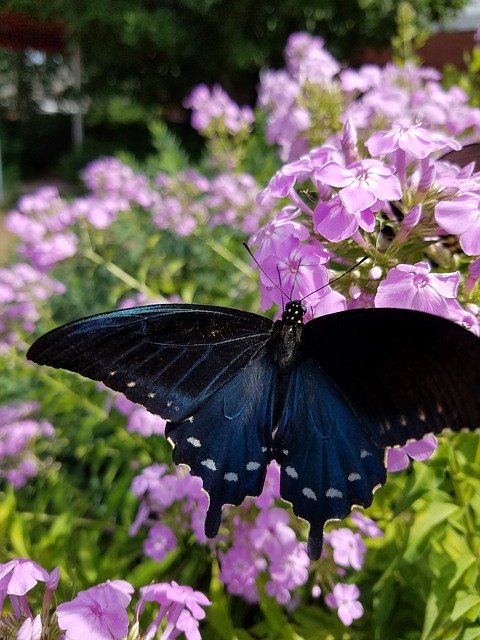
[300,256,368,303]
[242,242,286,296]
[276,264,286,309]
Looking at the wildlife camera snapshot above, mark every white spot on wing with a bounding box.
[282,449,289,455]
[148,392,155,398]
[360,449,372,459]
[201,459,216,471]
[262,447,268,453]
[400,415,407,426]
[348,473,361,481]
[285,466,298,479]
[326,487,343,498]
[167,400,172,407]
[187,416,194,423]
[246,462,260,471]
[127,381,136,387]
[109,371,116,376]
[224,472,238,482]
[302,487,317,500]
[187,437,201,448]
[418,409,426,422]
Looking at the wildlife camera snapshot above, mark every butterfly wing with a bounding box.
[275,360,386,560]
[166,352,274,537]
[303,308,480,447]
[27,304,273,422]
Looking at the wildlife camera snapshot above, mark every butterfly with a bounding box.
[26,298,480,559]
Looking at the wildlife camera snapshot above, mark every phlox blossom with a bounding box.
[327,528,366,570]
[366,122,436,159]
[16,614,42,640]
[325,583,364,626]
[374,262,460,318]
[56,580,133,640]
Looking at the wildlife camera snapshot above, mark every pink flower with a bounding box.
[328,528,366,570]
[435,193,480,256]
[366,122,435,159]
[138,581,210,640]
[0,558,49,596]
[314,159,402,214]
[56,581,133,640]
[387,435,437,472]
[144,524,177,562]
[350,512,383,538]
[325,583,364,626]
[374,262,460,318]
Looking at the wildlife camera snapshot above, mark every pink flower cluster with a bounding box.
[258,32,480,161]
[183,84,254,136]
[0,401,54,488]
[0,263,65,352]
[0,557,210,640]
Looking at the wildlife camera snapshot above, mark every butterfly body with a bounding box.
[27,302,480,559]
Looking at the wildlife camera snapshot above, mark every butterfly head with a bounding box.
[282,300,306,325]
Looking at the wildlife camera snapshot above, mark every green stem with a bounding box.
[195,233,256,278]
[82,248,162,300]
[36,369,107,421]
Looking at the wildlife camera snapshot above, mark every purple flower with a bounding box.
[0,401,54,488]
[56,580,133,640]
[137,581,210,640]
[387,435,437,472]
[314,195,376,242]
[366,122,436,159]
[350,512,383,538]
[0,558,49,596]
[314,159,402,215]
[435,193,480,256]
[328,528,366,570]
[183,84,254,135]
[143,524,177,562]
[325,583,364,626]
[374,262,460,318]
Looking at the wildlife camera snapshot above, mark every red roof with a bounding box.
[0,11,65,52]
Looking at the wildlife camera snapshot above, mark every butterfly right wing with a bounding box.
[166,352,274,537]
[27,304,273,422]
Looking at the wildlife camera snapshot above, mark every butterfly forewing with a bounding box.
[27,304,273,422]
[303,308,480,447]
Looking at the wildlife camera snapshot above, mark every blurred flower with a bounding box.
[137,581,210,640]
[325,583,364,626]
[184,84,254,136]
[327,529,366,570]
[0,401,54,488]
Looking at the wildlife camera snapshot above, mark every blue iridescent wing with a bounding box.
[166,353,274,537]
[303,308,480,448]
[27,304,273,422]
[275,360,386,560]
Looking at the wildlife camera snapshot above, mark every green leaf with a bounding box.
[404,502,459,561]
[451,593,480,622]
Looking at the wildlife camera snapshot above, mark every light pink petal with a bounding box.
[365,130,399,156]
[435,198,479,235]
[399,128,434,158]
[314,198,358,242]
[386,448,409,472]
[412,287,451,316]
[314,162,354,188]
[459,217,480,255]
[429,272,459,299]
[338,603,355,626]
[374,280,416,309]
[403,435,437,461]
[365,172,402,201]
[356,207,376,232]
[339,181,377,214]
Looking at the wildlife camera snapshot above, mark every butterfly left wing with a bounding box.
[275,360,386,560]
[166,352,274,537]
[27,304,273,422]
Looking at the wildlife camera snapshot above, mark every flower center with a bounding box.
[413,274,428,289]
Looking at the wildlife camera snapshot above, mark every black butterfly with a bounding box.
[27,302,480,559]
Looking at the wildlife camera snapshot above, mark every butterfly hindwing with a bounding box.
[166,353,274,537]
[275,360,386,559]
[27,304,273,422]
[304,308,480,448]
